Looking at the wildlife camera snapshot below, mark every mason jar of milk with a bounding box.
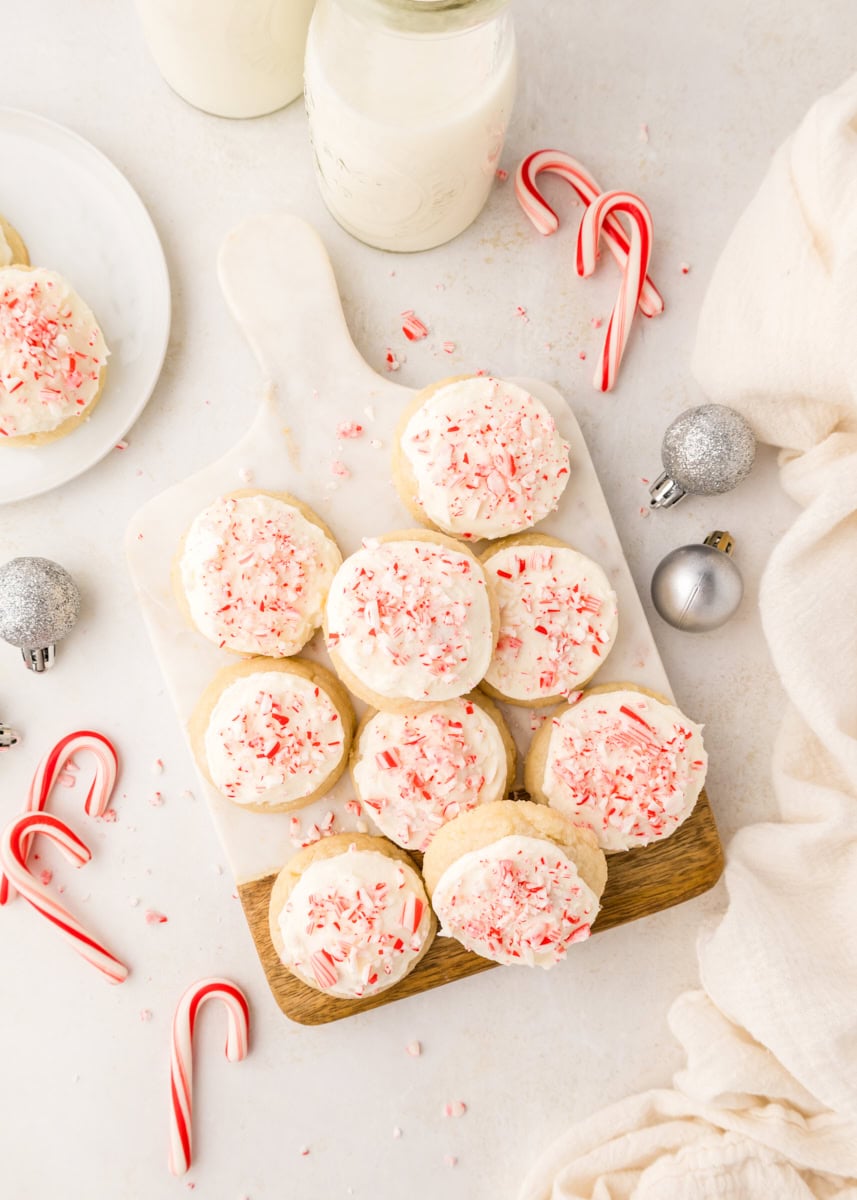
[135,0,316,118]
[304,0,516,251]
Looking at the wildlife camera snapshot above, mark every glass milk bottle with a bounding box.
[135,0,316,118]
[304,0,516,251]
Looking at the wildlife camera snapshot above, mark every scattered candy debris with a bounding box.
[151,792,164,807]
[140,1009,152,1022]
[680,262,691,275]
[495,167,509,181]
[441,341,456,355]
[300,1147,311,1158]
[591,316,603,329]
[336,421,364,440]
[330,460,350,479]
[152,758,164,775]
[444,1155,458,1168]
[145,910,168,925]
[578,351,587,361]
[38,868,52,886]
[406,1040,422,1057]
[443,1101,467,1118]
[401,311,429,341]
[639,123,649,143]
[515,305,530,323]
[385,349,401,372]
[115,439,129,451]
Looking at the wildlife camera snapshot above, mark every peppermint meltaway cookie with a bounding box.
[189,657,354,812]
[175,489,342,657]
[423,800,607,968]
[0,266,109,444]
[268,833,436,999]
[480,533,619,706]
[393,375,571,541]
[350,694,515,852]
[525,683,708,852]
[324,529,498,711]
[0,215,29,267]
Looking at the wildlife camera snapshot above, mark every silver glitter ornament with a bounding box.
[0,557,81,672]
[649,404,756,508]
[651,531,743,632]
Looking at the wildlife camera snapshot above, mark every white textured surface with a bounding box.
[0,2,848,1198]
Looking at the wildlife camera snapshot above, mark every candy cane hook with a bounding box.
[0,811,129,983]
[515,149,664,319]
[575,189,654,392]
[168,978,250,1176]
[0,730,118,906]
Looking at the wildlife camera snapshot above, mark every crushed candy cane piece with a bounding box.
[330,460,350,479]
[145,910,168,925]
[336,421,364,440]
[405,1040,422,1057]
[401,311,428,341]
[385,349,401,372]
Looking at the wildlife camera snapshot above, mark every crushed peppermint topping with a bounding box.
[432,835,597,967]
[400,376,571,540]
[0,267,108,438]
[326,539,492,702]
[401,310,429,341]
[354,700,506,851]
[278,849,430,999]
[485,543,618,701]
[179,494,341,656]
[543,693,707,850]
[205,672,344,805]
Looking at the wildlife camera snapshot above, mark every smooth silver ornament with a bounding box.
[651,531,743,632]
[0,557,81,672]
[649,404,756,508]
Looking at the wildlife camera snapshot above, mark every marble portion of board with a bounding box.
[126,213,673,886]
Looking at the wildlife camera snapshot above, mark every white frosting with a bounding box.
[0,229,12,267]
[431,834,598,968]
[400,377,571,540]
[353,699,508,851]
[0,267,109,439]
[180,493,341,656]
[204,670,345,806]
[484,542,618,701]
[277,847,432,998]
[542,691,708,852]
[325,538,494,702]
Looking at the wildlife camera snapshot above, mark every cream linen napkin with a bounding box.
[519,74,857,1199]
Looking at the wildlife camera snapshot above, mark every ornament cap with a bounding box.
[649,470,687,509]
[0,723,20,750]
[22,645,56,673]
[703,530,735,555]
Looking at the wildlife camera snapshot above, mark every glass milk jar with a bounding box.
[304,0,516,251]
[135,0,316,118]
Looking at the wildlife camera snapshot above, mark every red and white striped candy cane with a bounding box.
[169,977,250,1176]
[0,730,118,906]
[576,190,654,393]
[515,149,664,318]
[0,811,129,984]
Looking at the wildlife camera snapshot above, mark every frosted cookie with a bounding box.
[268,833,436,999]
[175,489,342,657]
[189,657,354,812]
[423,800,607,968]
[525,683,708,852]
[351,694,515,852]
[324,529,498,711]
[0,266,108,444]
[480,533,618,706]
[0,215,29,267]
[394,375,571,541]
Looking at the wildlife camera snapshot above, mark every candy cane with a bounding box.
[0,730,118,906]
[0,811,128,984]
[576,190,654,393]
[515,150,664,318]
[169,978,250,1176]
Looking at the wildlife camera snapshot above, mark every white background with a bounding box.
[0,3,849,1198]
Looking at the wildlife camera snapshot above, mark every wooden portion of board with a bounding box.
[239,788,723,1025]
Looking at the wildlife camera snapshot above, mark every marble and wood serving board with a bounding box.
[126,213,723,1025]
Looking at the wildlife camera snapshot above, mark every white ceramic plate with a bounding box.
[0,108,170,503]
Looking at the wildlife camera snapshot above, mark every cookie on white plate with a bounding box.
[268,833,436,999]
[393,375,571,541]
[0,265,108,444]
[525,683,708,852]
[189,656,354,813]
[174,489,342,657]
[422,800,607,968]
[350,693,515,852]
[324,529,498,711]
[480,532,618,707]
